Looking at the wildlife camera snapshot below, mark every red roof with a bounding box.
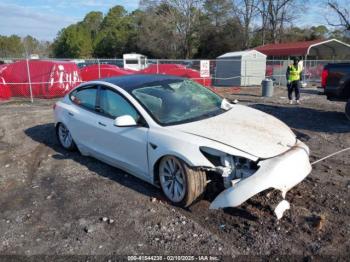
[255,40,323,57]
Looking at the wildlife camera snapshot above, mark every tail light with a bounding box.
[321,68,328,88]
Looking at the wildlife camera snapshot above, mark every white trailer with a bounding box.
[123,53,148,71]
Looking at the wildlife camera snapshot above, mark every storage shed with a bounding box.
[215,50,266,86]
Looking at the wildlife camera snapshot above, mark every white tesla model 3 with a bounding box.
[54,74,311,213]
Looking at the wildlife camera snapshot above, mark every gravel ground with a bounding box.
[0,86,349,258]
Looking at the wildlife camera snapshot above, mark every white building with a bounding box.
[215,50,266,86]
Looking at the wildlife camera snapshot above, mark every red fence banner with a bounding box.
[0,60,81,98]
[0,76,11,100]
[80,64,132,81]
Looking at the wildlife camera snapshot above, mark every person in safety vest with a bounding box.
[286,57,302,104]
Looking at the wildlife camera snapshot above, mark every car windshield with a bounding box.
[131,79,226,125]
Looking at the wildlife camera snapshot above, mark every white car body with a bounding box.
[54,75,312,214]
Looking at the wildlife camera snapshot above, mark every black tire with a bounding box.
[158,156,207,207]
[346,100,350,121]
[56,123,76,151]
[183,164,207,207]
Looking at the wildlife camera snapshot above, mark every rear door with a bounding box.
[66,85,100,153]
[91,86,149,178]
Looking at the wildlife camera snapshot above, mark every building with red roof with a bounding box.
[255,39,350,59]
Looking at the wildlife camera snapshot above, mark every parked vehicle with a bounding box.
[321,63,350,120]
[53,74,311,216]
[123,53,148,71]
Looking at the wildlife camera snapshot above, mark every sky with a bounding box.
[0,0,140,40]
[0,0,346,41]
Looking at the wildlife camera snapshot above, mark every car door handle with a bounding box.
[68,112,74,116]
[98,122,106,127]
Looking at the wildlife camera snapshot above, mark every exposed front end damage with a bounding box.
[205,140,312,218]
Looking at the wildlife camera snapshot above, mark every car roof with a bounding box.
[100,74,185,92]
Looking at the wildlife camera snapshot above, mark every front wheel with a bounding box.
[345,99,350,121]
[159,156,206,207]
[56,123,76,151]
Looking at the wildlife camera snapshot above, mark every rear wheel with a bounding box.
[346,99,350,121]
[159,156,206,207]
[56,123,76,151]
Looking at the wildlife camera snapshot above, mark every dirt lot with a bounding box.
[0,86,349,257]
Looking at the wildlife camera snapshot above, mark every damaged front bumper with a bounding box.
[209,140,312,213]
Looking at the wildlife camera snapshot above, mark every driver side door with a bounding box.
[92,86,149,179]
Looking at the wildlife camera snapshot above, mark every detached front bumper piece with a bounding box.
[209,140,312,210]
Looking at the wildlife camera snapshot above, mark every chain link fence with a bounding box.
[0,57,349,102]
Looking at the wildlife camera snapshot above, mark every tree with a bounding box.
[197,0,243,58]
[233,0,259,48]
[0,35,24,57]
[137,0,203,58]
[53,25,93,58]
[329,29,350,44]
[326,0,350,31]
[137,2,181,58]
[255,0,268,45]
[93,6,135,57]
[250,0,303,45]
[203,0,233,27]
[22,35,40,55]
[197,18,243,58]
[37,41,53,58]
[266,0,297,43]
[81,11,103,40]
[163,0,202,58]
[310,25,329,40]
[126,10,144,54]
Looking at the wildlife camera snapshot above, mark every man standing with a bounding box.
[286,57,302,104]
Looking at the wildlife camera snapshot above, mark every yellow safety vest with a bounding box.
[288,64,301,81]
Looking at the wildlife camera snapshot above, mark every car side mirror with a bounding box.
[114,115,137,127]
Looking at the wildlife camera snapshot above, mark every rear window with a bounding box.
[70,87,97,110]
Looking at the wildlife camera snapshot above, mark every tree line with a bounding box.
[1,0,349,59]
[0,35,51,58]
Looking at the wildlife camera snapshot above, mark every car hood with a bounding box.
[169,104,297,159]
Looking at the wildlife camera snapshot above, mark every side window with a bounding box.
[70,87,97,111]
[99,88,140,121]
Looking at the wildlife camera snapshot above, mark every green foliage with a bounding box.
[46,1,350,59]
[93,6,135,57]
[82,11,103,40]
[0,35,52,58]
[0,35,24,57]
[137,0,202,58]
[136,3,183,58]
[52,5,136,58]
[196,0,243,58]
[53,24,93,58]
[22,35,40,55]
[279,26,330,43]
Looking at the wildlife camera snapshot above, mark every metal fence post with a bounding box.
[278,60,282,87]
[244,60,247,86]
[26,58,33,103]
[98,59,101,79]
[316,59,318,84]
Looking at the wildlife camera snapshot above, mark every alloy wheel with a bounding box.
[159,156,186,203]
